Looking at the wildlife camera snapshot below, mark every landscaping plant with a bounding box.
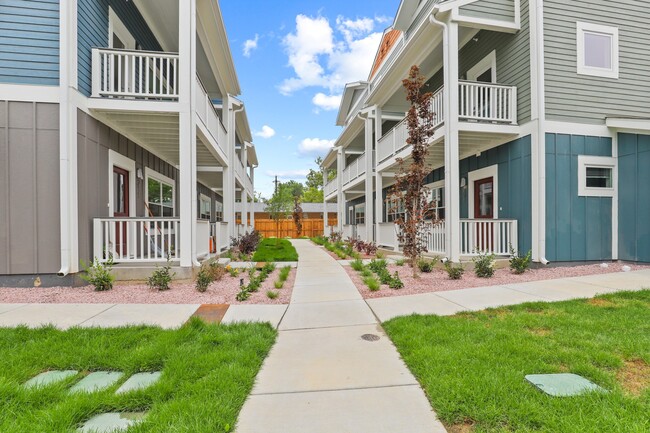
[266,290,279,299]
[389,271,404,289]
[351,258,365,272]
[147,258,175,291]
[195,266,213,293]
[363,275,381,291]
[444,261,465,280]
[274,280,284,289]
[509,246,532,274]
[80,257,115,291]
[230,230,261,256]
[473,251,496,278]
[395,258,406,266]
[279,266,291,282]
[417,257,438,273]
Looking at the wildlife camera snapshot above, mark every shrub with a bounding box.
[195,266,213,293]
[350,258,365,272]
[377,268,393,285]
[230,230,262,255]
[274,280,284,289]
[368,259,387,274]
[147,259,175,291]
[444,261,465,280]
[261,262,276,275]
[236,289,251,301]
[329,231,343,243]
[80,257,115,292]
[473,251,496,278]
[266,290,279,299]
[226,266,240,278]
[336,250,347,259]
[375,251,386,259]
[279,266,291,282]
[207,262,226,281]
[363,242,378,256]
[363,276,380,291]
[417,258,435,273]
[389,271,404,289]
[312,236,327,246]
[510,246,532,274]
[395,258,406,266]
[361,268,373,278]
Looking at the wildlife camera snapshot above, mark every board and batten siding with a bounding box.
[0,0,59,85]
[0,101,61,275]
[544,0,650,123]
[618,133,650,263]
[425,0,531,123]
[77,0,162,96]
[459,0,516,22]
[545,134,612,262]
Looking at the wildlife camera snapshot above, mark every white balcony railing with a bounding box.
[377,118,409,164]
[92,48,179,99]
[357,224,367,242]
[378,222,398,250]
[341,152,367,186]
[459,81,517,124]
[423,221,446,255]
[218,222,229,252]
[196,77,227,157]
[93,218,180,263]
[197,220,211,258]
[460,219,517,256]
[324,179,337,197]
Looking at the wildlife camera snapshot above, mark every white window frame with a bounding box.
[199,194,212,221]
[355,203,366,225]
[144,167,175,217]
[385,191,406,223]
[109,6,136,50]
[108,150,136,218]
[425,180,445,220]
[577,22,619,79]
[215,201,224,222]
[467,50,497,82]
[468,164,499,219]
[578,155,616,197]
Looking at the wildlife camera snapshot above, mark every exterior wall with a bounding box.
[77,0,162,96]
[0,101,61,274]
[618,133,650,262]
[459,0,516,22]
[197,182,221,223]
[77,110,178,263]
[0,0,60,85]
[544,0,650,123]
[426,0,531,123]
[545,133,612,262]
[345,196,369,225]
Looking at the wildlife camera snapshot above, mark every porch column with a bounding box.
[336,147,345,232]
[223,95,240,240]
[443,20,461,262]
[364,115,374,242]
[178,0,198,267]
[250,166,255,229]
[241,143,249,231]
[375,171,384,245]
[322,167,328,236]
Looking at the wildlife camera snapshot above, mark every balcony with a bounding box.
[196,78,227,160]
[324,179,337,198]
[341,151,372,188]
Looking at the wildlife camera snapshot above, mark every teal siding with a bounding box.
[0,0,59,85]
[460,135,532,254]
[618,133,650,262]
[77,0,162,96]
[545,134,612,262]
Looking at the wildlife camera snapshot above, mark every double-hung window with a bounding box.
[199,194,211,220]
[146,169,175,217]
[577,22,619,79]
[355,204,365,224]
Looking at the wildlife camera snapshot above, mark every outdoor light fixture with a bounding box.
[460,177,467,188]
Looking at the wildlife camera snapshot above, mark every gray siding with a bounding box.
[459,0,516,22]
[544,0,650,123]
[0,101,60,274]
[425,0,531,123]
[0,0,59,85]
[77,0,162,96]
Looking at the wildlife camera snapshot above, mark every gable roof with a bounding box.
[368,29,403,80]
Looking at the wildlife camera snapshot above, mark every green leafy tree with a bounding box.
[265,182,295,238]
[301,156,336,203]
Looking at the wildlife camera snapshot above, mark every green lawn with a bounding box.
[0,319,276,432]
[252,238,298,262]
[384,291,650,433]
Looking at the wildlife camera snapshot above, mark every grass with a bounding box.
[251,238,298,262]
[0,319,276,432]
[363,275,380,291]
[278,266,291,282]
[383,291,650,433]
[266,290,279,299]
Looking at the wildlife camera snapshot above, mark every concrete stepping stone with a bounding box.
[77,412,146,433]
[525,373,607,397]
[115,372,161,394]
[23,370,78,389]
[69,372,123,394]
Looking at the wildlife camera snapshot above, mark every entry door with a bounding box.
[474,177,494,252]
[113,166,130,257]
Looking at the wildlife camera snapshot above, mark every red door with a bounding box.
[113,166,129,257]
[474,177,494,252]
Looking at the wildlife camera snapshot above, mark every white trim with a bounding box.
[108,150,137,218]
[577,155,616,197]
[108,6,136,49]
[611,134,618,260]
[576,21,619,79]
[606,117,650,134]
[546,120,613,137]
[199,193,212,221]
[467,50,497,82]
[467,164,499,219]
[450,10,521,33]
[0,84,60,103]
[144,167,176,217]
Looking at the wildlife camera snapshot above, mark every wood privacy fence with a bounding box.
[254,218,337,238]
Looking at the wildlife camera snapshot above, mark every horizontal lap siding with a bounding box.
[77,0,162,96]
[545,134,612,262]
[0,0,59,85]
[459,0,516,22]
[544,0,650,123]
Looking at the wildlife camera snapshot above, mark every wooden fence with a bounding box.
[253,218,337,238]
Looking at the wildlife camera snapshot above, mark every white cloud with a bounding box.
[265,169,310,180]
[254,125,276,139]
[336,16,375,44]
[312,93,342,111]
[298,138,335,156]
[243,34,259,57]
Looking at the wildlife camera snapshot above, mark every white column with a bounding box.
[250,167,255,229]
[364,115,374,242]
[178,0,198,267]
[336,148,345,232]
[374,106,383,242]
[444,21,461,262]
[322,167,328,235]
[375,172,384,245]
[241,143,249,231]
[222,96,238,240]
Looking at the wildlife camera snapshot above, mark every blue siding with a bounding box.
[618,133,650,262]
[77,0,162,96]
[0,0,59,85]
[545,133,612,262]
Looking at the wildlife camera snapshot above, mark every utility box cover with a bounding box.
[525,373,606,397]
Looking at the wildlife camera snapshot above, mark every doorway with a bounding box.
[474,177,494,219]
[113,166,130,257]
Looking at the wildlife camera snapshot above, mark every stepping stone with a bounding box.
[525,373,607,397]
[69,372,123,394]
[115,372,161,394]
[23,370,78,389]
[77,412,146,433]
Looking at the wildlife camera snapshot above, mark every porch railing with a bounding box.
[423,220,446,255]
[196,77,227,157]
[93,218,180,263]
[91,48,179,99]
[324,179,337,197]
[341,152,367,186]
[459,81,517,124]
[218,222,229,252]
[378,222,398,250]
[460,219,517,256]
[342,224,357,240]
[197,220,211,257]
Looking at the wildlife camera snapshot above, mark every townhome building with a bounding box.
[0,0,257,284]
[323,0,650,264]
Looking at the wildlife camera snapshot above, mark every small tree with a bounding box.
[265,183,293,239]
[388,65,435,277]
[290,183,304,237]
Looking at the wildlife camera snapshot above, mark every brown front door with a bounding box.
[113,166,129,257]
[474,177,494,251]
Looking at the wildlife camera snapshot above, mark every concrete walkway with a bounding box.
[234,240,447,433]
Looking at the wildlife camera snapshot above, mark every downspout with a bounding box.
[58,0,71,276]
[535,0,548,265]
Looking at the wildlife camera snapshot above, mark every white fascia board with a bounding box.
[337,81,368,126]
[393,0,419,31]
[86,98,181,113]
[606,117,650,133]
[0,84,59,103]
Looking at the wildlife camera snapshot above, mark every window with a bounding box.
[426,184,445,220]
[199,194,211,220]
[215,201,223,222]
[145,169,175,217]
[577,22,619,79]
[386,194,405,223]
[355,204,365,224]
[578,155,615,197]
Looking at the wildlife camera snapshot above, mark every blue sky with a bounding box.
[220,1,398,199]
